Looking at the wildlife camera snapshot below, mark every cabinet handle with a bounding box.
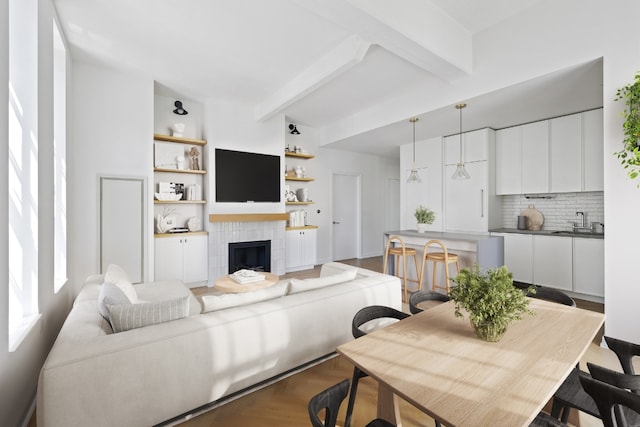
[480,189,484,218]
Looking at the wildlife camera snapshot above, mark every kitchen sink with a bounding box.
[550,230,604,237]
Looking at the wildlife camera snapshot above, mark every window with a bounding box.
[8,0,39,351]
[53,19,67,292]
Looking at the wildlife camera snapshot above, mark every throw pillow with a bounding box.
[287,269,358,295]
[107,295,190,333]
[201,281,289,313]
[98,281,134,320]
[104,264,138,303]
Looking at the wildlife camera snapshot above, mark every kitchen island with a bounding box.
[383,230,504,285]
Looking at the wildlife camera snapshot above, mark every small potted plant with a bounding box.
[615,72,640,183]
[414,205,435,233]
[449,264,535,342]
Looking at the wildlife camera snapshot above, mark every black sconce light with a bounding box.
[289,124,300,135]
[173,100,188,115]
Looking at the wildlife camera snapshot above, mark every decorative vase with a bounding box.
[471,319,506,342]
[417,223,428,233]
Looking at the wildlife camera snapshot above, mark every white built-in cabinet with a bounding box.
[492,232,603,298]
[285,227,317,272]
[155,233,208,286]
[495,109,603,195]
[444,129,501,233]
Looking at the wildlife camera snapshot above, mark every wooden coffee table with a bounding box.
[214,272,279,293]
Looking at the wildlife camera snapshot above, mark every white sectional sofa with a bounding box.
[37,262,401,426]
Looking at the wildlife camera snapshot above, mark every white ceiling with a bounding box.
[53,0,603,158]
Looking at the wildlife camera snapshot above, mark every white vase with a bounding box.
[417,223,428,233]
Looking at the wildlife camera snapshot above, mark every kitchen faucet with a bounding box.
[570,211,592,232]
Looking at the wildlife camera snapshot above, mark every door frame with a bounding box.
[331,171,362,260]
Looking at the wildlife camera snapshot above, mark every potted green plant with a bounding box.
[414,205,435,233]
[615,72,640,183]
[449,264,535,342]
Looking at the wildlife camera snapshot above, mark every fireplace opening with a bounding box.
[228,240,271,273]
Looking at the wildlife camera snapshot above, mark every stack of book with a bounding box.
[229,269,265,284]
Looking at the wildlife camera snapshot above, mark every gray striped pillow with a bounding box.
[107,295,190,333]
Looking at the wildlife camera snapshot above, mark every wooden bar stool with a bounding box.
[383,235,420,302]
[419,239,460,295]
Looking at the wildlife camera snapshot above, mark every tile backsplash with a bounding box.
[501,192,604,231]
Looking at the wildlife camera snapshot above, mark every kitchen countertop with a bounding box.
[384,230,498,242]
[490,228,604,239]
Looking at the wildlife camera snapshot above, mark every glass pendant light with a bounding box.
[451,103,471,180]
[407,117,422,183]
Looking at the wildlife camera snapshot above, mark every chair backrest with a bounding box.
[352,305,410,338]
[423,239,449,257]
[308,378,350,427]
[587,362,640,394]
[526,285,576,307]
[605,336,640,375]
[580,374,640,427]
[409,291,450,314]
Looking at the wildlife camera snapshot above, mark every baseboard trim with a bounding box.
[155,352,338,426]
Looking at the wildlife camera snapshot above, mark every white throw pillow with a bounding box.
[107,295,190,333]
[98,281,134,320]
[201,281,289,313]
[104,264,137,303]
[287,269,358,295]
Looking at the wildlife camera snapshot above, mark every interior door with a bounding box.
[332,173,359,261]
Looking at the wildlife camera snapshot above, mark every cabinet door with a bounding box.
[498,233,533,283]
[444,129,488,165]
[495,127,522,195]
[583,109,604,191]
[183,235,208,284]
[522,120,549,194]
[285,230,301,271]
[155,236,184,281]
[444,134,460,166]
[550,114,582,193]
[301,229,317,267]
[573,238,604,297]
[533,235,573,291]
[445,161,487,233]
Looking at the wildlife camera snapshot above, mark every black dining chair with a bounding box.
[580,372,640,427]
[308,378,395,427]
[521,284,577,307]
[345,305,410,427]
[551,335,640,422]
[408,290,450,314]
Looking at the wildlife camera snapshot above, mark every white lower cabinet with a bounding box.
[155,234,208,284]
[493,233,533,283]
[286,228,317,272]
[533,235,573,291]
[573,238,604,297]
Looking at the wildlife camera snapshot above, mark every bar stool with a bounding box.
[419,239,460,295]
[383,235,420,302]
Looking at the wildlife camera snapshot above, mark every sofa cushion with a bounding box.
[201,281,289,313]
[287,269,358,294]
[106,295,190,333]
[98,281,134,319]
[104,264,138,303]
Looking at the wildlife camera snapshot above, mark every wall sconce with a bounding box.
[289,124,300,135]
[173,100,188,115]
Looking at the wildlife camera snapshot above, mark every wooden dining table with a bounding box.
[337,298,605,427]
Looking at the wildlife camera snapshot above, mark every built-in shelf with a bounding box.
[154,200,206,204]
[285,176,314,182]
[154,133,207,146]
[154,231,208,238]
[285,152,314,159]
[154,167,207,175]
[285,225,318,231]
[286,201,314,205]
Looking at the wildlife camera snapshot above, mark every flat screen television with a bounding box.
[215,148,281,203]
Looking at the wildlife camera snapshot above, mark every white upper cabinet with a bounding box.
[444,129,489,165]
[582,109,604,191]
[496,126,522,195]
[550,114,582,193]
[522,120,550,193]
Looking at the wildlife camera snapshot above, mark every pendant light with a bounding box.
[407,117,422,183]
[451,103,471,180]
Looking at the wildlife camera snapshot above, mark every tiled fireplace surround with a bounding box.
[209,219,286,282]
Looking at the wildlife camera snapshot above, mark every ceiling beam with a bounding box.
[254,34,371,122]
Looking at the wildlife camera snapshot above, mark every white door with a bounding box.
[332,173,359,261]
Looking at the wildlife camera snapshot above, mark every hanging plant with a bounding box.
[614,72,640,182]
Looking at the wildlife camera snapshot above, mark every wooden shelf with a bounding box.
[286,201,314,205]
[285,176,314,182]
[154,167,207,175]
[209,213,289,223]
[286,225,318,231]
[285,152,314,159]
[154,231,208,238]
[154,200,206,204]
[154,133,207,146]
